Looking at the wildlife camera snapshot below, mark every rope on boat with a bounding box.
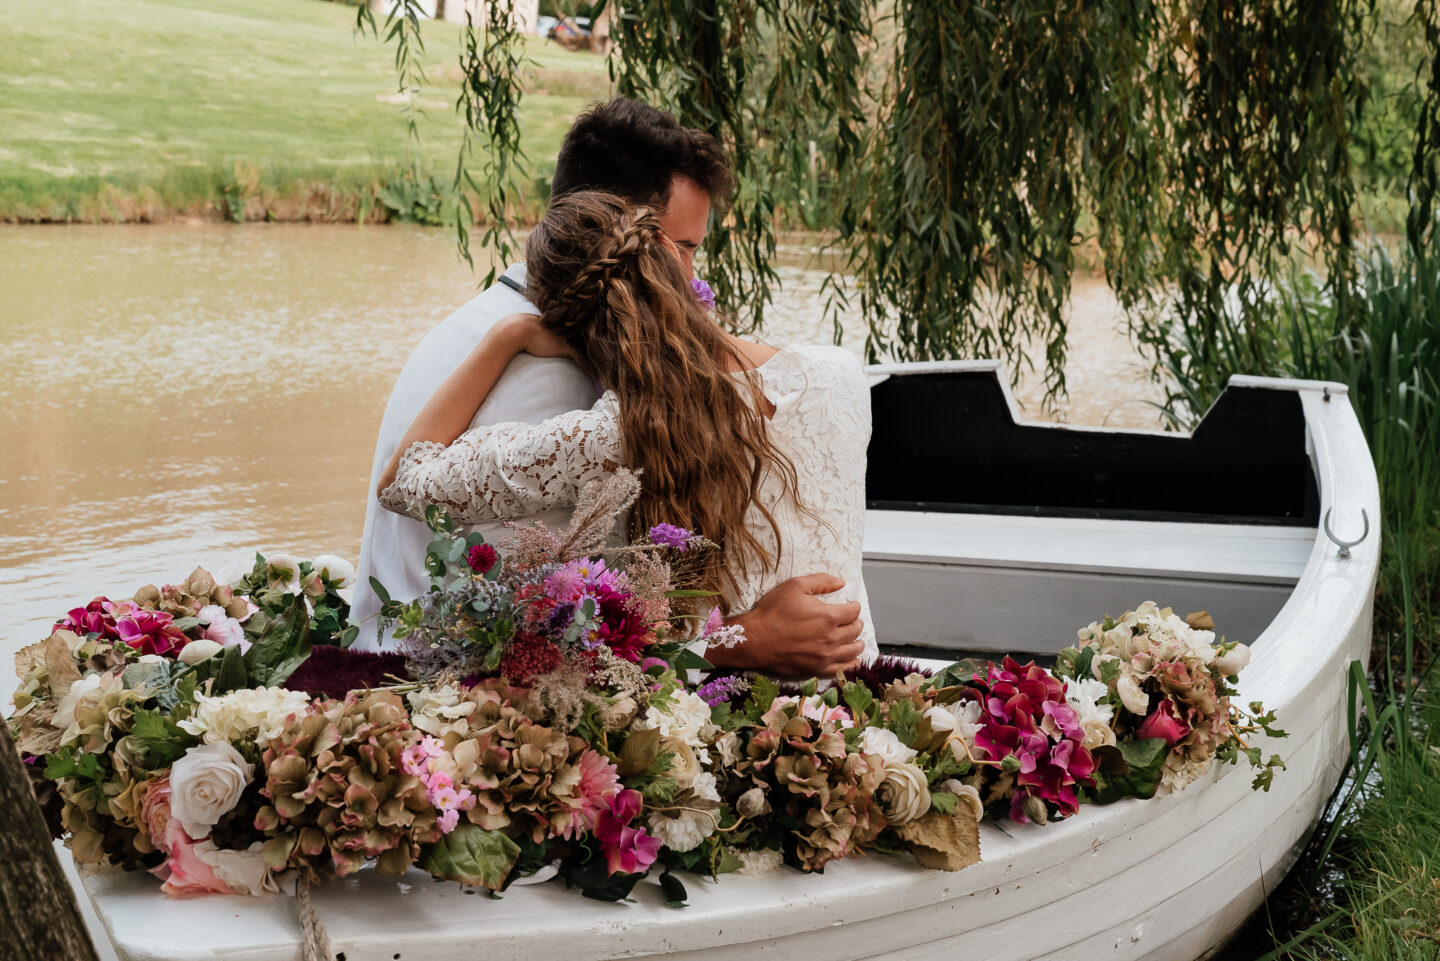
[296,880,334,961]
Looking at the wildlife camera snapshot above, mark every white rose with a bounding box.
[859,726,918,764]
[179,639,223,665]
[54,674,104,731]
[193,840,277,896]
[1213,643,1251,677]
[639,690,712,748]
[877,761,931,824]
[661,736,703,787]
[1082,719,1117,750]
[1116,672,1150,715]
[310,554,356,589]
[169,742,255,839]
[937,779,984,821]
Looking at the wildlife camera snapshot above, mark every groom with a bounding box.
[352,97,866,678]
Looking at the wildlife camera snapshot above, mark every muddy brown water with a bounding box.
[0,223,1163,706]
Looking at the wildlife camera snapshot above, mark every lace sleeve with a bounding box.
[378,395,623,525]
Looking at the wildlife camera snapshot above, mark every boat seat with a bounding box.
[863,510,1315,657]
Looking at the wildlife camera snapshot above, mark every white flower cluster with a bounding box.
[638,689,712,748]
[177,686,312,748]
[406,685,477,737]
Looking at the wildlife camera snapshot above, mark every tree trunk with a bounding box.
[0,723,100,961]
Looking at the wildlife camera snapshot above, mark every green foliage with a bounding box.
[562,852,646,902]
[421,823,521,890]
[377,168,456,226]
[367,0,1427,400]
[242,593,314,688]
[1086,738,1169,805]
[129,710,195,769]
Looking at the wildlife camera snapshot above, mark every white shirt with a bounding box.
[350,263,599,651]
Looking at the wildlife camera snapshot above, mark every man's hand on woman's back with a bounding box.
[710,573,866,679]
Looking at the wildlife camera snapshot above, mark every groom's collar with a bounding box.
[498,262,532,303]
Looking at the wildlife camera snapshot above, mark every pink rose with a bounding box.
[198,605,250,653]
[139,776,174,853]
[1136,700,1190,747]
[155,821,232,897]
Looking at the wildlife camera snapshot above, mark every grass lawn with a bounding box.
[0,0,613,222]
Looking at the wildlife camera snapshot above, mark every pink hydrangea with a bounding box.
[970,657,1097,823]
[401,735,446,778]
[59,597,190,655]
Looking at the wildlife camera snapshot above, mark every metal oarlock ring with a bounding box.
[1323,507,1369,559]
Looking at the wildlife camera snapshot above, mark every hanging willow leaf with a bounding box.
[366,0,1401,408]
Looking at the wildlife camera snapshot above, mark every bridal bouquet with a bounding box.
[7,473,1284,908]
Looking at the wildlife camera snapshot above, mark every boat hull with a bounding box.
[74,375,1379,961]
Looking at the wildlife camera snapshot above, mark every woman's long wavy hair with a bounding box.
[524,190,801,605]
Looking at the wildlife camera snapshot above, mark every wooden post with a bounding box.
[0,723,100,961]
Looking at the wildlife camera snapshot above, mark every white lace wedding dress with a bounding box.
[378,344,877,661]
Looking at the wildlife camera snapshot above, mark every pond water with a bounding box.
[0,223,1162,706]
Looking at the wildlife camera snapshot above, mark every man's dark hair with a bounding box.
[551,98,734,210]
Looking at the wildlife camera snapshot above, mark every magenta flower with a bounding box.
[593,789,660,875]
[594,584,649,662]
[57,597,121,639]
[467,543,498,574]
[690,278,716,310]
[111,602,188,657]
[970,656,1097,823]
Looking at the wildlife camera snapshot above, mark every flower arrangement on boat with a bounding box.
[6,472,1285,904]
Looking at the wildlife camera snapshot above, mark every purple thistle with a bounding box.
[648,523,694,551]
[690,277,716,310]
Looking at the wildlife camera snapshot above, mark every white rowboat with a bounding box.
[74,362,1379,961]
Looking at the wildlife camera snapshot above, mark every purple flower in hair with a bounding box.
[690,277,716,310]
[648,523,695,551]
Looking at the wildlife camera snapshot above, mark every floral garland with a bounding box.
[7,472,1285,904]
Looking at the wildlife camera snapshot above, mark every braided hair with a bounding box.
[524,191,801,606]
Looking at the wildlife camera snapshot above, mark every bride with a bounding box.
[376,191,876,673]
